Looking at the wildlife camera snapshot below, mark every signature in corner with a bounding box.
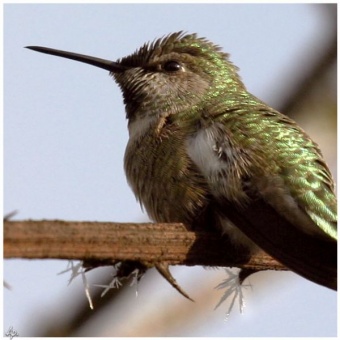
[5,326,19,340]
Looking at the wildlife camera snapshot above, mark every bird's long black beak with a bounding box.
[25,46,127,73]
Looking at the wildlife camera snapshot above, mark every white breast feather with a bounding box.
[186,126,227,177]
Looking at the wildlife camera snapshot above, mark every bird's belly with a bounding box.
[124,130,210,226]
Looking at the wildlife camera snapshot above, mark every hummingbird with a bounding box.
[26,31,337,293]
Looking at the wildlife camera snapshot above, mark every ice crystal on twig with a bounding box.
[58,261,93,309]
[215,268,251,320]
[81,270,94,309]
[92,263,144,298]
[58,260,83,285]
[93,270,123,298]
[129,268,142,297]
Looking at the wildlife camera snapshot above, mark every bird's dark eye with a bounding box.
[163,60,182,72]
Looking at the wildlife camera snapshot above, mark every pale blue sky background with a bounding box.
[3,3,337,337]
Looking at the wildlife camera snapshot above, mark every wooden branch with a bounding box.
[4,220,287,272]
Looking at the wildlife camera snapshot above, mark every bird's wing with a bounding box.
[218,196,337,290]
[186,113,337,290]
